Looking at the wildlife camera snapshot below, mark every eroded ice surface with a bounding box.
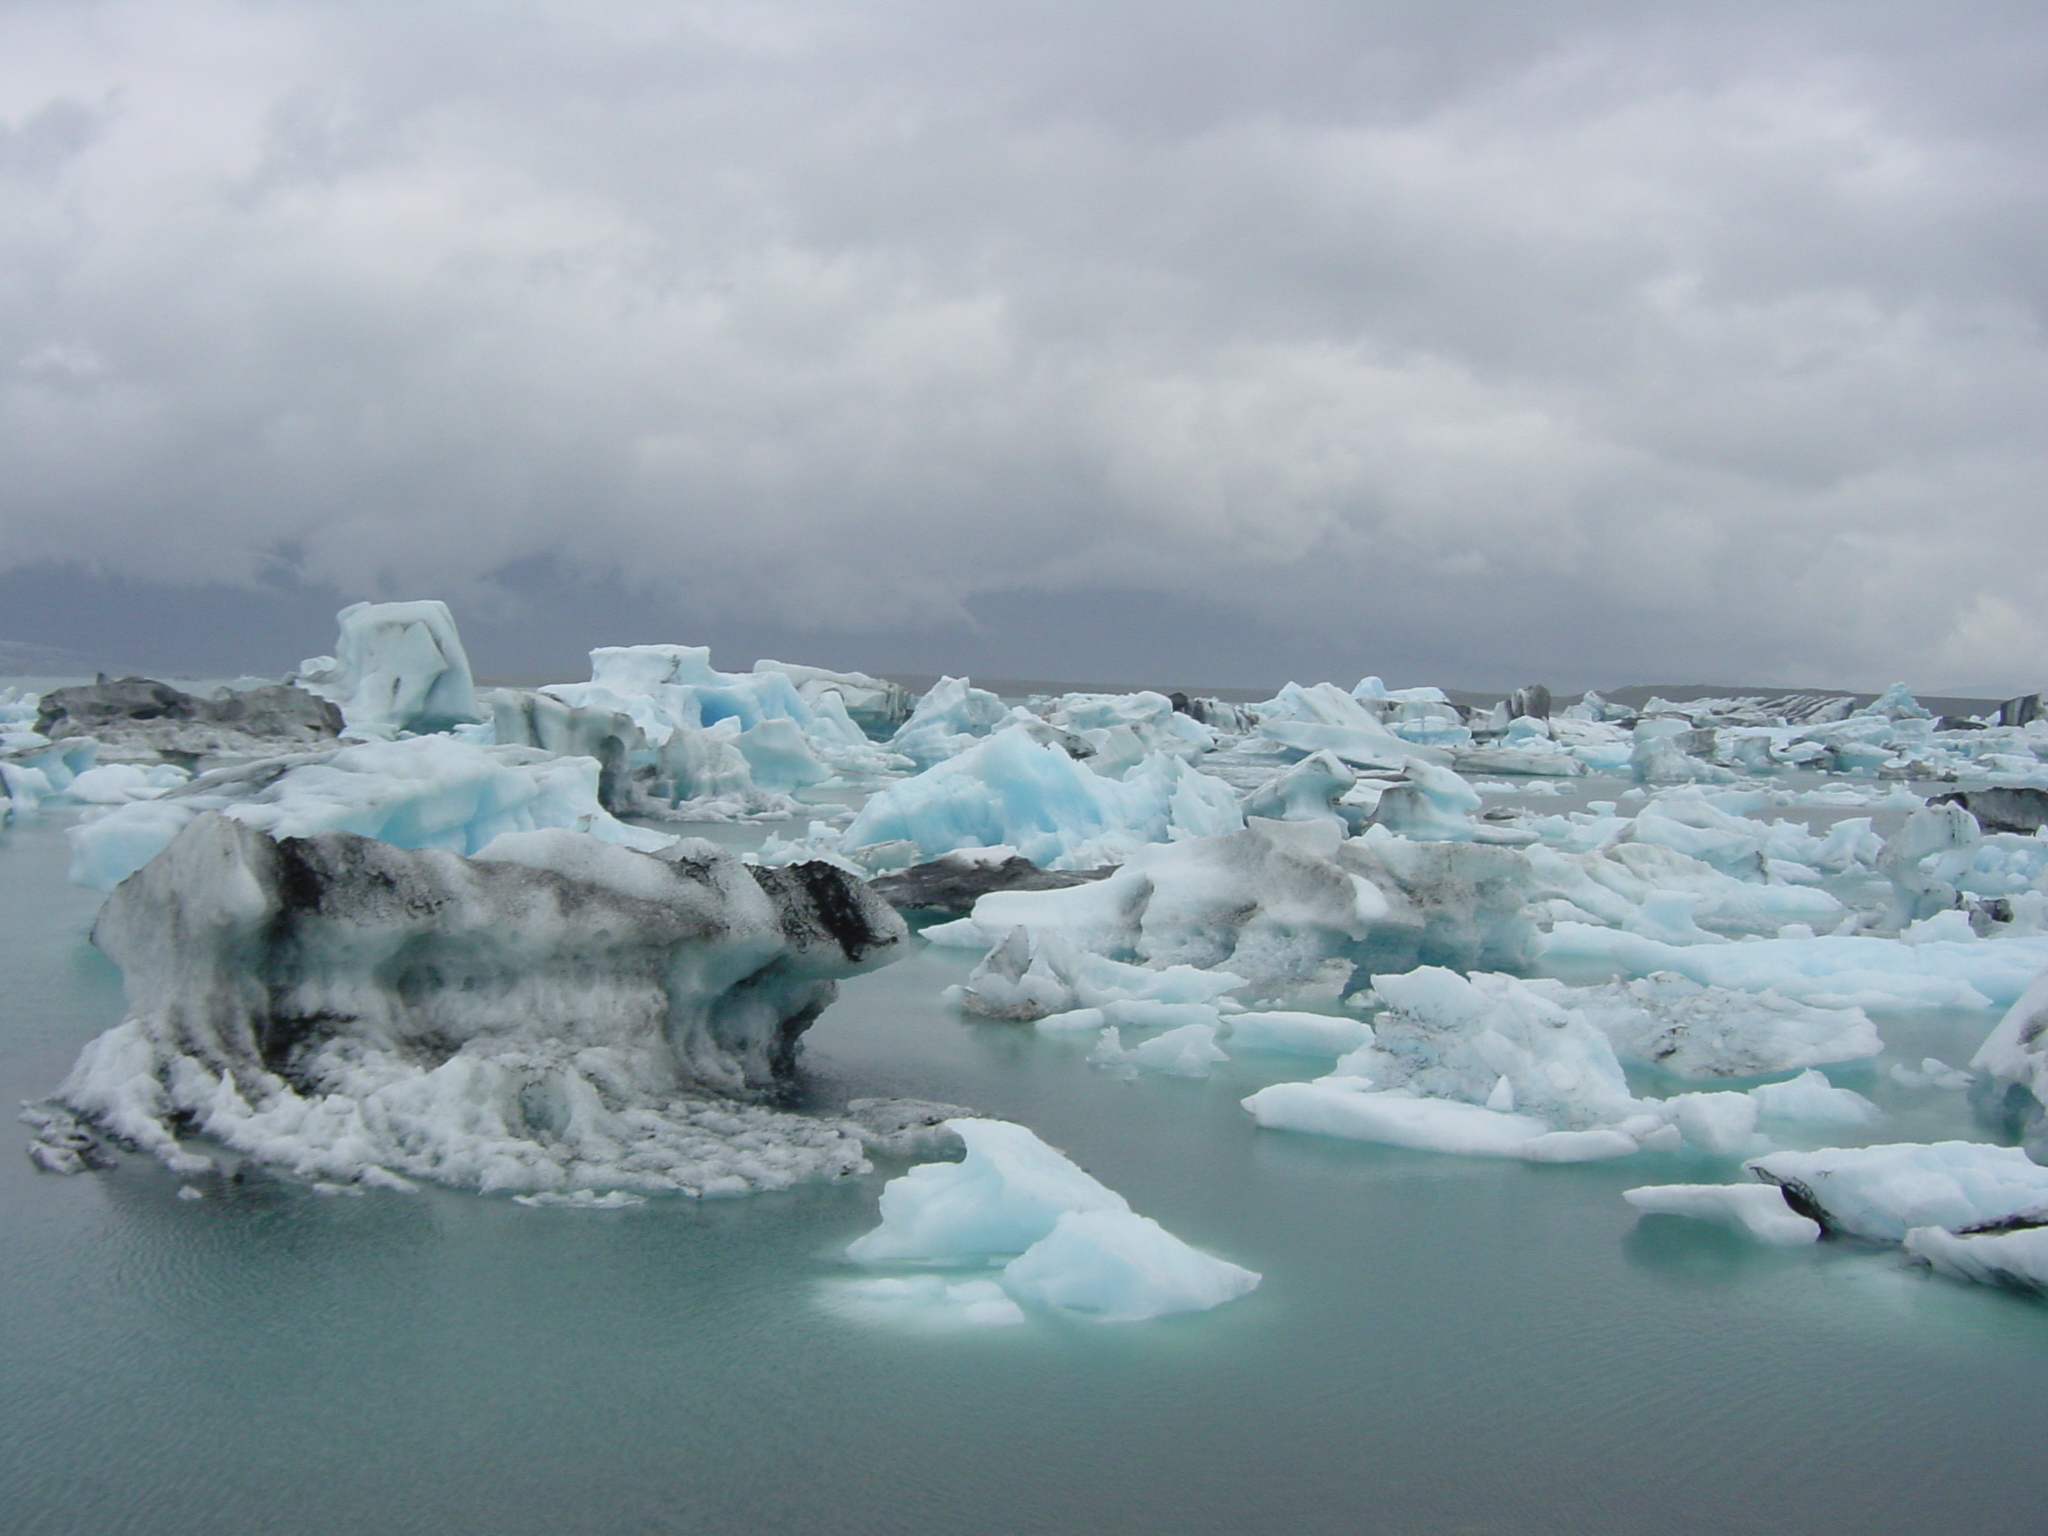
[37,815,907,1195]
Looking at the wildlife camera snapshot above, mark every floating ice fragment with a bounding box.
[1622,1183,1821,1245]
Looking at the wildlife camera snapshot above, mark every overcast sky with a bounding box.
[3,0,2044,691]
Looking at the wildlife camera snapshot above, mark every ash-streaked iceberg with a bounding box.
[932,818,1538,998]
[36,814,907,1195]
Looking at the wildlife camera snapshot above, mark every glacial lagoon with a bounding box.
[5,794,2045,1536]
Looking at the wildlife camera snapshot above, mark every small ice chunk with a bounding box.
[1748,1069,1880,1128]
[1889,1057,1972,1090]
[845,1119,1128,1264]
[1000,1209,1261,1321]
[1090,1023,1228,1078]
[1667,1092,1760,1155]
[1623,1183,1822,1245]
[1242,1082,1554,1158]
[1224,1010,1373,1058]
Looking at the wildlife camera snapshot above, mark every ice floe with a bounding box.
[842,1118,1258,1322]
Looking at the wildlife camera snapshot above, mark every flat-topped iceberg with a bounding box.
[1621,1183,1822,1245]
[36,815,907,1195]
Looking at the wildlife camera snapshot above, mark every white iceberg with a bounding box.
[1567,973,1882,1080]
[298,599,483,738]
[1745,1142,2048,1241]
[1621,1183,1821,1245]
[1905,1223,2048,1296]
[938,818,1539,998]
[1000,1209,1261,1321]
[843,1118,1258,1322]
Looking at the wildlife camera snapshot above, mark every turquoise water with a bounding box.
[3,811,2044,1536]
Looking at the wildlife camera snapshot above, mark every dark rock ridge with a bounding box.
[35,675,342,764]
[1930,787,2048,835]
[867,854,1113,918]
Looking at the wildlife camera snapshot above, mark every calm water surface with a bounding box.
[2,807,2043,1536]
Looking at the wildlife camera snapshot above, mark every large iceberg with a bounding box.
[35,815,907,1195]
[844,1118,1259,1322]
[298,600,483,737]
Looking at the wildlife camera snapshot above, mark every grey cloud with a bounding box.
[1,0,2045,692]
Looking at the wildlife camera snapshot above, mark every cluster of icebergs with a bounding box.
[20,599,2048,1321]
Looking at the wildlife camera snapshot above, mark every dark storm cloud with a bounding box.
[2,0,2044,690]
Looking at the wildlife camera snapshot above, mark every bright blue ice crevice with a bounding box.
[841,1118,1259,1324]
[66,736,674,890]
[839,722,1243,871]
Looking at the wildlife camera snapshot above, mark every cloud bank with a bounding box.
[3,0,2045,689]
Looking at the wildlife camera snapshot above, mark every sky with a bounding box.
[2,0,2044,692]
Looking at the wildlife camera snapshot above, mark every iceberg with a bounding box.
[36,815,907,1195]
[844,1118,1258,1321]
[751,660,912,737]
[1745,1142,2048,1241]
[298,600,483,737]
[1621,1183,1822,1245]
[999,1209,1261,1320]
[939,818,1539,997]
[1537,924,2048,1011]
[67,735,673,891]
[35,676,343,764]
[946,925,1246,1021]
[888,676,1016,768]
[1347,967,1643,1131]
[839,723,1243,872]
[1241,1081,1636,1161]
[1566,973,1882,1080]
[1905,1223,2048,1296]
[1966,962,2048,1153]
[1224,1010,1374,1057]
[1088,1021,1228,1078]
[845,1118,1127,1263]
